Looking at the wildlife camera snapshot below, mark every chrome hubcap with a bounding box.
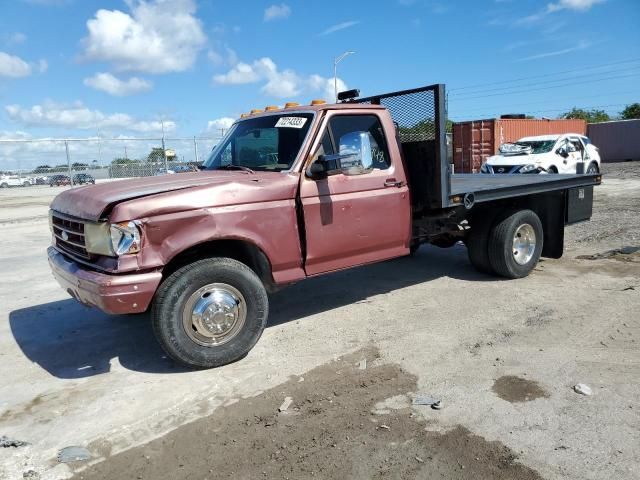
[182,283,246,346]
[512,223,536,265]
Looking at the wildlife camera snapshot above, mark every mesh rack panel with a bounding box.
[354,84,449,209]
[356,85,438,143]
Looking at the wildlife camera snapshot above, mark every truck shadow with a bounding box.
[9,245,498,379]
[267,244,497,327]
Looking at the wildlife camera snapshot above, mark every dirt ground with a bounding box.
[1,165,639,480]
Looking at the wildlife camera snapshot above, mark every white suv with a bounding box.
[481,134,601,175]
[0,174,33,188]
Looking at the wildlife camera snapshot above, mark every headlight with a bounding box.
[110,222,141,255]
[518,164,537,173]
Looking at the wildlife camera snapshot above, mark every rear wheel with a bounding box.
[152,257,269,368]
[0,182,8,188]
[488,210,543,279]
[586,162,599,174]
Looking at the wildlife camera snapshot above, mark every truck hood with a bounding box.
[487,152,550,166]
[50,171,299,222]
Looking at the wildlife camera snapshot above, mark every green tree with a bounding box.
[559,108,610,123]
[111,157,138,166]
[620,103,640,120]
[147,148,177,163]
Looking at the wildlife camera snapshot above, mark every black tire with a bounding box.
[586,162,599,174]
[466,219,494,274]
[487,210,543,279]
[151,257,268,368]
[0,183,8,188]
[547,166,558,174]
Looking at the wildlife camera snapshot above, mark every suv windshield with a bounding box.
[515,140,556,154]
[204,113,314,172]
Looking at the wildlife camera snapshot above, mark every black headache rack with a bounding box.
[355,83,601,212]
[355,84,449,211]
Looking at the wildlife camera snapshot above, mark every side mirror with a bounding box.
[306,153,349,178]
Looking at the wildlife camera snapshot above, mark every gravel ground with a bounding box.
[0,165,638,480]
[565,162,640,250]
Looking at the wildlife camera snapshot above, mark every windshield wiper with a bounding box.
[218,164,255,174]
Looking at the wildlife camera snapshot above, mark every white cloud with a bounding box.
[517,41,591,61]
[264,3,291,21]
[0,52,32,78]
[8,32,27,45]
[82,0,207,74]
[320,21,359,36]
[519,0,605,23]
[213,57,346,100]
[547,0,605,12]
[308,75,348,102]
[84,72,152,96]
[5,101,176,132]
[206,117,235,134]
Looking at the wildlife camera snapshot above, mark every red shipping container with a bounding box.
[453,118,587,173]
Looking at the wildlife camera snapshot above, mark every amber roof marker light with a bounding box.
[284,102,300,108]
[311,99,326,105]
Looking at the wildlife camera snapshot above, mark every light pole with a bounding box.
[334,51,355,102]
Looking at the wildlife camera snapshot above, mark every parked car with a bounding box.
[154,168,176,176]
[34,176,49,185]
[0,175,32,187]
[481,134,601,174]
[47,83,600,368]
[49,175,71,187]
[173,165,197,173]
[73,173,95,185]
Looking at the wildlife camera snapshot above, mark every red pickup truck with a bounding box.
[48,84,600,368]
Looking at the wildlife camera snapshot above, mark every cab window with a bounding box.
[314,115,391,171]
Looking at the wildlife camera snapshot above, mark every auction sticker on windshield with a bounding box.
[275,117,307,128]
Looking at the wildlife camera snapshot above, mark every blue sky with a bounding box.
[0,0,639,166]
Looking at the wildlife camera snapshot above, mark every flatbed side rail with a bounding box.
[448,173,602,206]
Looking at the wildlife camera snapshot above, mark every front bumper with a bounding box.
[47,247,162,315]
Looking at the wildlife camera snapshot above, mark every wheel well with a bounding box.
[547,165,558,173]
[162,239,276,292]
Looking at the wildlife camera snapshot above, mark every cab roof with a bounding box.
[239,101,385,119]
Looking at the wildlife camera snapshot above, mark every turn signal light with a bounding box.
[265,105,279,111]
[284,102,300,108]
[311,99,326,105]
[250,109,263,114]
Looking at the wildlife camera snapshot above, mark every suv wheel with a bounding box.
[152,257,269,368]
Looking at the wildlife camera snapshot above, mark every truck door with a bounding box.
[299,112,411,276]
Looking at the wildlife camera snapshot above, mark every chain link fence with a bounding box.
[0,133,225,189]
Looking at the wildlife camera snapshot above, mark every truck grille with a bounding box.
[51,212,91,260]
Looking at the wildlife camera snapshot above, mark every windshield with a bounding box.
[515,140,556,154]
[204,113,314,172]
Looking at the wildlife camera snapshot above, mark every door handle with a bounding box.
[384,178,403,188]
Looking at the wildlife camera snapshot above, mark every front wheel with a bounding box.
[151,257,269,368]
[488,210,543,279]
